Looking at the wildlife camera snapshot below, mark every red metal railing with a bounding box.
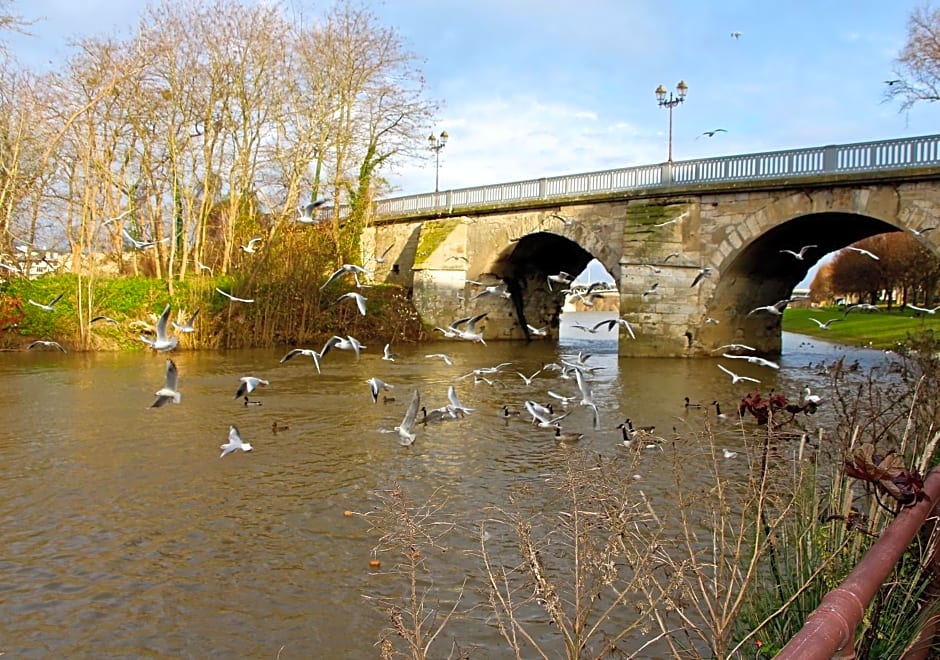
[777,468,940,659]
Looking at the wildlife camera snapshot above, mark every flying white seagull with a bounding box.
[234,376,269,400]
[215,288,254,304]
[335,291,367,316]
[393,390,421,446]
[845,246,879,261]
[320,264,372,290]
[779,245,817,260]
[279,348,322,373]
[718,363,761,384]
[746,299,792,316]
[220,425,253,458]
[382,343,395,361]
[27,292,64,312]
[121,227,168,250]
[721,353,780,369]
[139,304,178,352]
[171,308,200,333]
[240,236,263,253]
[297,198,329,224]
[150,358,181,408]
[809,317,844,329]
[321,335,365,361]
[366,377,393,403]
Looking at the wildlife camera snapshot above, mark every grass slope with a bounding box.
[783,306,940,349]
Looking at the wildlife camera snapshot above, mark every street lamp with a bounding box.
[428,130,448,193]
[655,80,688,163]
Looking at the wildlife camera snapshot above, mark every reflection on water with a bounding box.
[0,317,897,657]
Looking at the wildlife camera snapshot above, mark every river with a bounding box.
[0,314,898,657]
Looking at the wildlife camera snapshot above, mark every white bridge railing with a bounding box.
[362,133,940,218]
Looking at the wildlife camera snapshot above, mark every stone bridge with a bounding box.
[357,134,940,356]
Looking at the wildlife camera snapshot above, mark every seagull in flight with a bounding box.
[27,292,65,312]
[517,368,542,386]
[712,343,757,353]
[809,316,844,329]
[718,363,761,384]
[451,312,488,344]
[366,377,393,403]
[526,324,549,337]
[215,288,254,304]
[391,390,421,446]
[139,304,178,351]
[908,304,940,315]
[731,31,741,39]
[425,353,453,366]
[240,236,263,253]
[884,79,902,86]
[547,271,574,291]
[780,245,817,260]
[220,425,253,458]
[297,198,329,224]
[524,399,572,428]
[321,334,365,361]
[234,376,269,400]
[90,315,119,324]
[698,128,727,138]
[320,264,372,290]
[335,291,367,316]
[911,226,937,237]
[845,246,879,260]
[171,308,200,333]
[691,267,713,287]
[121,227,168,250]
[721,353,780,369]
[591,317,636,339]
[375,243,395,264]
[27,340,66,352]
[279,348,322,373]
[746,298,792,316]
[150,358,181,408]
[196,261,213,276]
[382,343,395,361]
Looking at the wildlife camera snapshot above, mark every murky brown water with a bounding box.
[0,318,894,657]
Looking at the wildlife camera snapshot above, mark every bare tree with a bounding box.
[886,4,940,111]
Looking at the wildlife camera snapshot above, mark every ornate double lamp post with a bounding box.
[655,80,688,163]
[428,130,448,193]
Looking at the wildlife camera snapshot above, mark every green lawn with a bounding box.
[782,306,940,349]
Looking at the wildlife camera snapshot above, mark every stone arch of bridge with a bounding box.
[484,231,600,341]
[698,210,915,355]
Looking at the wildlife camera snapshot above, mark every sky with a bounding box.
[5,0,937,285]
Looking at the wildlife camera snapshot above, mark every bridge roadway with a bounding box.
[353,133,940,356]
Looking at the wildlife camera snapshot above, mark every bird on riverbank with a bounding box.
[234,376,269,400]
[27,293,64,312]
[279,347,322,373]
[150,359,181,408]
[215,288,254,304]
[718,363,761,384]
[220,425,252,458]
[139,304,178,352]
[780,245,817,260]
[27,340,66,352]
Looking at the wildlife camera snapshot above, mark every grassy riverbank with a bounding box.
[783,306,940,349]
[0,273,429,351]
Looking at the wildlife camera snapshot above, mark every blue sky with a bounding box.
[6,0,934,198]
[5,0,936,284]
